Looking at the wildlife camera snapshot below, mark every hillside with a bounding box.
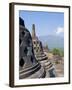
[39,35,64,50]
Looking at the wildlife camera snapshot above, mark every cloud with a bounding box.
[56,27,64,35]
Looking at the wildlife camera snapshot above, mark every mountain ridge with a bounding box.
[38,35,64,50]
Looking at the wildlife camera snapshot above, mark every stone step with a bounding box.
[36,56,48,61]
[19,64,41,79]
[26,66,46,78]
[20,62,39,74]
[36,53,46,57]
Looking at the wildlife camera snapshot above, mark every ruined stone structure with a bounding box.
[19,17,46,79]
[32,24,56,77]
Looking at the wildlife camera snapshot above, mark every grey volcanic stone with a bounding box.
[32,24,56,77]
[19,17,45,79]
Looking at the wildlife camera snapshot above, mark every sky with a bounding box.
[19,10,64,37]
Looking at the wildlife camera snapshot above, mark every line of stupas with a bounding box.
[19,17,56,79]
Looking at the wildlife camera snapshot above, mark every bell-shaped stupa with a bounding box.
[19,18,46,79]
[32,24,56,77]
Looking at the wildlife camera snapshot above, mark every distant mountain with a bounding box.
[39,35,64,50]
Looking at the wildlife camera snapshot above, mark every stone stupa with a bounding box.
[32,24,56,77]
[19,17,46,79]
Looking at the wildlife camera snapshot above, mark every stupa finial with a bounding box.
[32,24,36,38]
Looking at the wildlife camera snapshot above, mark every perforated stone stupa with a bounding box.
[19,17,46,79]
[32,24,56,77]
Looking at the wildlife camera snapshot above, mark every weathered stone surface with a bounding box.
[32,24,56,77]
[19,17,46,79]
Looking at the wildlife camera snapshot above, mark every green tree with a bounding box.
[52,48,64,57]
[52,48,60,55]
